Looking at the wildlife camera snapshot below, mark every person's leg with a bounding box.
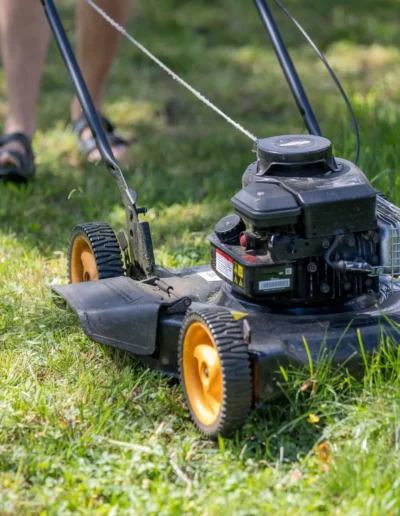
[0,0,50,164]
[72,0,132,161]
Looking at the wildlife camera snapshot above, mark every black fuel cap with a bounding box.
[256,134,335,175]
[214,214,245,244]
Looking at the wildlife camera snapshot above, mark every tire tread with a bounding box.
[68,222,124,282]
[178,307,252,438]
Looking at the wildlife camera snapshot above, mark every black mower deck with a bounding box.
[52,269,400,405]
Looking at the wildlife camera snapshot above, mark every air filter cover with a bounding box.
[256,134,334,175]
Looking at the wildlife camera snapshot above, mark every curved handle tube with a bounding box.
[253,0,322,137]
[41,0,136,206]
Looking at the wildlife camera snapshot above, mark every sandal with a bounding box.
[0,132,35,182]
[71,113,128,161]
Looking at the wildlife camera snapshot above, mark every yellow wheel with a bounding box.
[68,222,124,283]
[179,308,252,438]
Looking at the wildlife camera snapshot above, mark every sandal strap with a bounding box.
[79,136,98,157]
[74,134,128,158]
[0,149,26,166]
[71,114,90,137]
[0,149,35,181]
[71,114,115,137]
[0,132,35,181]
[0,132,32,153]
[107,132,128,147]
[99,115,115,133]
[71,112,127,158]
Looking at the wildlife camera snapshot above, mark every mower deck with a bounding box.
[52,270,400,405]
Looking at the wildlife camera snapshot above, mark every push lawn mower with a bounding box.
[43,0,400,437]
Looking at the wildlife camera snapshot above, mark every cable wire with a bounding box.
[272,0,360,165]
[85,0,257,142]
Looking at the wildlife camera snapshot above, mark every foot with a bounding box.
[0,138,26,168]
[80,125,127,163]
[71,102,129,163]
[0,133,35,182]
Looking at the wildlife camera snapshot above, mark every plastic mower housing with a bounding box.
[43,0,400,438]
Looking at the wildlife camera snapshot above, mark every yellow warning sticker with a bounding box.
[233,263,244,278]
[231,311,248,321]
[233,274,244,287]
[233,262,244,288]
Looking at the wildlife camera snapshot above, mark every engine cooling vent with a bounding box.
[377,195,400,275]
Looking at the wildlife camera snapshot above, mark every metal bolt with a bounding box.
[322,240,330,250]
[320,283,330,294]
[307,262,318,273]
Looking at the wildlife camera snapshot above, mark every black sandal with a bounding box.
[0,132,35,182]
[71,113,128,161]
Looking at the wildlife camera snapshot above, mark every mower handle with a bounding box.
[253,0,322,138]
[41,0,136,208]
[42,0,156,277]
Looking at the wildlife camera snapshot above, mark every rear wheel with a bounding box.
[178,308,252,438]
[68,222,124,283]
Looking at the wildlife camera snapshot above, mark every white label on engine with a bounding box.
[197,270,221,282]
[216,250,234,282]
[259,278,291,291]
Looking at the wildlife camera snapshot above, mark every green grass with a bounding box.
[2,0,400,513]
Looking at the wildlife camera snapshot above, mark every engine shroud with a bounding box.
[209,135,382,307]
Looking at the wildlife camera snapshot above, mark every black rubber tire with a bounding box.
[178,307,252,438]
[68,222,124,283]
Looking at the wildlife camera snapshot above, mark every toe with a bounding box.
[87,143,127,163]
[0,140,26,167]
[0,151,19,167]
[87,148,102,163]
[111,143,127,160]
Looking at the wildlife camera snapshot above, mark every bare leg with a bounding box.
[72,0,132,161]
[0,0,50,164]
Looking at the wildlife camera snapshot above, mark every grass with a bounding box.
[1,0,400,513]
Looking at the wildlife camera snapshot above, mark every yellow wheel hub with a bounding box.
[183,321,223,426]
[70,236,99,283]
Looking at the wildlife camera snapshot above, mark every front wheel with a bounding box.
[178,308,252,438]
[68,222,124,283]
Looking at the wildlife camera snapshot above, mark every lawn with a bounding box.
[1,0,400,513]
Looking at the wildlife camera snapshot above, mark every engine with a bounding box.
[209,135,400,307]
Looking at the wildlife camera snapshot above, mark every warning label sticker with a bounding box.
[197,270,221,282]
[216,250,234,282]
[233,261,244,288]
[259,278,291,291]
[234,262,244,278]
